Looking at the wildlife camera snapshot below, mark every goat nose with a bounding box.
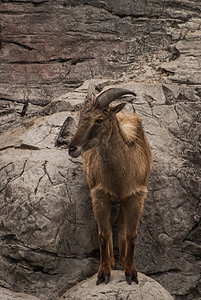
[68,145,78,156]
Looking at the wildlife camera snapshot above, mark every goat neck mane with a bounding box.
[116,112,142,145]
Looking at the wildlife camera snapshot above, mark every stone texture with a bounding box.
[0,109,99,299]
[0,287,39,300]
[60,270,174,300]
[0,80,200,300]
[1,0,201,132]
[0,1,201,300]
[0,271,173,300]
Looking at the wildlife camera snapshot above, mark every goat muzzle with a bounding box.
[68,144,83,158]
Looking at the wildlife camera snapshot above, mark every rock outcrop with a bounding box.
[61,270,174,300]
[0,271,173,300]
[0,1,200,300]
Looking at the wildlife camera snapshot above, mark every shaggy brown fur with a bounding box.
[69,87,152,285]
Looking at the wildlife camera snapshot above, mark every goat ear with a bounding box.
[110,103,126,115]
[86,84,97,102]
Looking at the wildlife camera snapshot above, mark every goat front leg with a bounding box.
[116,203,126,267]
[122,190,145,285]
[91,189,113,285]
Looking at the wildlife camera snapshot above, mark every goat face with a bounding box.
[68,86,136,158]
[69,102,116,158]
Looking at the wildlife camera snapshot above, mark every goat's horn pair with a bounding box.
[96,88,136,108]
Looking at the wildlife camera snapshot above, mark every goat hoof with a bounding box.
[104,275,110,284]
[126,276,132,285]
[134,276,139,284]
[126,274,138,285]
[96,274,110,285]
[96,276,104,285]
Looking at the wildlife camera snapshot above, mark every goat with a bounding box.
[68,84,152,285]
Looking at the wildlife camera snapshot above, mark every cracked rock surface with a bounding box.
[0,1,201,300]
[60,271,174,300]
[0,271,173,300]
[0,80,200,300]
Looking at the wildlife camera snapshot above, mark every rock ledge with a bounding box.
[60,270,173,300]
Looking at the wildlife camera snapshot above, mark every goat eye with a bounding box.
[95,118,103,124]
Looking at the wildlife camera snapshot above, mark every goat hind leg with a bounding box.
[109,222,115,269]
[122,191,145,284]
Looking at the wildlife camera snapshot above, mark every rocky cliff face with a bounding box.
[0,1,200,300]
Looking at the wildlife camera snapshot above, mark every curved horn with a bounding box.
[96,88,136,108]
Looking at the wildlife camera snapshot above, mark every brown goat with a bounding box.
[69,84,152,285]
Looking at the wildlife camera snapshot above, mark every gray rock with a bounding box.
[0,81,200,300]
[0,110,99,299]
[60,270,174,300]
[0,1,200,300]
[1,1,200,131]
[0,287,39,300]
